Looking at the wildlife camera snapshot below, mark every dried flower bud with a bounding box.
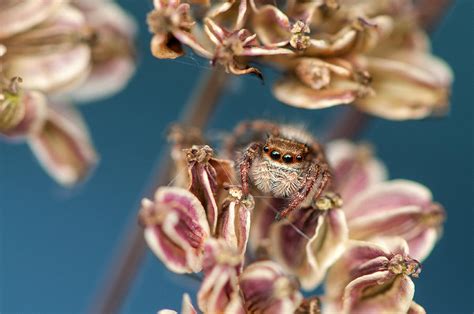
[27,105,97,186]
[140,187,211,273]
[216,186,254,256]
[324,238,424,314]
[184,144,235,234]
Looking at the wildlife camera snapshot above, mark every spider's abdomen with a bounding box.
[250,158,305,197]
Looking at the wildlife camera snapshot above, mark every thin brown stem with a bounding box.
[323,107,370,142]
[89,68,228,314]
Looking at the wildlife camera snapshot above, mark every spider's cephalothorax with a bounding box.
[225,120,332,220]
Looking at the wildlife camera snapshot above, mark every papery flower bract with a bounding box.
[324,238,423,314]
[27,104,98,186]
[140,187,211,273]
[268,204,349,290]
[274,57,373,109]
[327,140,445,261]
[2,5,92,93]
[184,144,235,234]
[355,51,453,120]
[198,239,243,314]
[239,260,303,313]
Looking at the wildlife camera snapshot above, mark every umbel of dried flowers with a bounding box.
[147,0,453,120]
[140,122,445,313]
[0,0,136,185]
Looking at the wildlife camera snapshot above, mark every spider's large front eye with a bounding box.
[270,150,281,160]
[282,154,293,163]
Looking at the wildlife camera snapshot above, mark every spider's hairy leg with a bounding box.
[224,120,280,155]
[239,142,262,195]
[275,163,321,220]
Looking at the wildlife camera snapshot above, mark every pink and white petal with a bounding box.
[218,196,252,256]
[6,44,91,94]
[143,187,210,273]
[302,209,349,289]
[308,28,358,57]
[406,228,439,262]
[155,187,211,240]
[348,204,443,261]
[344,274,415,314]
[356,52,453,120]
[343,180,433,221]
[0,0,62,39]
[274,77,359,109]
[325,240,390,299]
[325,140,387,203]
[70,57,135,102]
[144,213,193,274]
[270,207,322,272]
[198,265,239,313]
[240,261,302,313]
[188,163,219,234]
[28,105,98,186]
[253,5,291,47]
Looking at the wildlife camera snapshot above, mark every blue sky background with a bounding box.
[1,0,472,313]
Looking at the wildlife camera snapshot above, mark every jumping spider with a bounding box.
[225,120,332,220]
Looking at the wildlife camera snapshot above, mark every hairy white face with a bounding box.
[250,156,307,197]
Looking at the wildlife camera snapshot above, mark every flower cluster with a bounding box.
[0,0,136,185]
[140,124,444,313]
[147,0,453,120]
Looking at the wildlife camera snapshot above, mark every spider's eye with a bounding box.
[282,154,293,163]
[296,155,303,162]
[270,150,281,160]
[263,146,270,153]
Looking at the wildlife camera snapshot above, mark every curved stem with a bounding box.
[89,68,228,314]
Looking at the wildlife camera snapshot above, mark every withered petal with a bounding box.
[27,104,97,186]
[274,77,360,109]
[151,33,184,59]
[325,140,387,203]
[0,0,62,39]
